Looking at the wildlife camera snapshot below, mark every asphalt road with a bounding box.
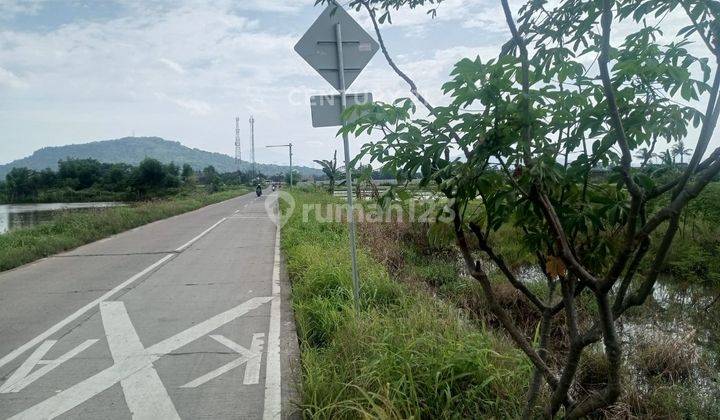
[0,192,299,419]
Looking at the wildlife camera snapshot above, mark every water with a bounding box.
[0,202,123,234]
[460,254,720,396]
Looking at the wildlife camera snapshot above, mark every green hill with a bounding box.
[0,137,320,178]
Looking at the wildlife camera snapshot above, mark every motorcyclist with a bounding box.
[256,184,262,197]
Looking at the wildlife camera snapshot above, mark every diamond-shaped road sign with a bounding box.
[295,4,379,92]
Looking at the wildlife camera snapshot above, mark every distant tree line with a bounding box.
[0,158,261,203]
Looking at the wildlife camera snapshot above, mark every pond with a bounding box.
[466,256,720,400]
[0,202,123,234]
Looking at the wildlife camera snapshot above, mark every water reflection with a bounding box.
[0,203,122,234]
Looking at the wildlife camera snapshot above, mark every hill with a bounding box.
[0,137,321,178]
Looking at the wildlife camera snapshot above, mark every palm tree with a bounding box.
[634,148,656,166]
[671,141,693,165]
[314,150,340,193]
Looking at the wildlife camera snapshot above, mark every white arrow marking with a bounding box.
[8,296,272,420]
[101,301,180,420]
[0,216,229,373]
[180,333,264,388]
[0,340,98,393]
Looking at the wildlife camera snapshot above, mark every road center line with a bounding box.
[174,217,228,252]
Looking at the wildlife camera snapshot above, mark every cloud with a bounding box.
[0,0,715,167]
[159,58,186,75]
[235,0,315,13]
[170,97,212,116]
[353,0,509,34]
[0,66,27,88]
[0,0,43,20]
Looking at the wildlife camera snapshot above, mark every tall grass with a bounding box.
[282,191,530,418]
[0,188,249,272]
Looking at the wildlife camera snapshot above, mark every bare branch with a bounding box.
[469,222,549,311]
[452,205,560,389]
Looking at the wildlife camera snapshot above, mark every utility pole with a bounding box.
[266,143,293,186]
[249,115,256,180]
[235,117,242,169]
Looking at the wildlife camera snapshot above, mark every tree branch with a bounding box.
[598,0,643,201]
[469,222,549,311]
[452,204,560,389]
[360,1,472,158]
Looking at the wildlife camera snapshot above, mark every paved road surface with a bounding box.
[0,193,299,419]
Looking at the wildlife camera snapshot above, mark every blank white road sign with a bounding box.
[294,5,379,92]
[310,93,373,127]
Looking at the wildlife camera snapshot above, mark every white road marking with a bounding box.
[174,217,227,252]
[0,341,54,393]
[263,198,282,420]
[0,215,231,373]
[9,297,272,420]
[0,340,98,393]
[0,254,174,372]
[101,301,180,420]
[180,333,264,388]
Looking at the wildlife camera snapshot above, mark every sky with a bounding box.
[0,0,717,169]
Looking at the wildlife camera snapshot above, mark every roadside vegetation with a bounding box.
[285,186,719,417]
[358,192,720,418]
[0,157,259,204]
[0,187,249,272]
[282,190,532,418]
[320,0,720,416]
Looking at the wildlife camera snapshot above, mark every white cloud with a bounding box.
[0,0,716,167]
[159,58,186,75]
[0,66,27,88]
[0,0,43,20]
[353,0,510,34]
[235,0,315,13]
[170,97,212,116]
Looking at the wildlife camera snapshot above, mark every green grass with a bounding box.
[0,187,249,272]
[281,191,531,419]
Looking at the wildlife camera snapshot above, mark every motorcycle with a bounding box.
[256,186,262,197]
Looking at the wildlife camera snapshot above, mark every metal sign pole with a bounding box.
[335,22,361,312]
[289,143,293,187]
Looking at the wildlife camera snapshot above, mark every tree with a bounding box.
[355,164,379,199]
[102,164,131,192]
[634,147,656,166]
[0,180,6,202]
[163,163,181,188]
[131,158,167,195]
[201,166,221,192]
[58,158,102,190]
[181,164,194,184]
[314,150,340,193]
[5,167,37,202]
[672,140,694,165]
[335,0,720,417]
[285,170,300,186]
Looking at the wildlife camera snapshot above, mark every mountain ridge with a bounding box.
[0,137,320,178]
